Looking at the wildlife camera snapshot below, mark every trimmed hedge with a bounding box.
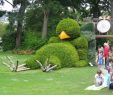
[48,37,61,44]
[48,56,61,69]
[77,49,88,60]
[56,18,80,39]
[25,56,40,69]
[26,43,79,69]
[75,60,88,67]
[71,36,88,49]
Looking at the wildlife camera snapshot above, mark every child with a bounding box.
[97,51,103,69]
[109,70,113,89]
[95,69,104,87]
[107,58,113,72]
[103,69,111,87]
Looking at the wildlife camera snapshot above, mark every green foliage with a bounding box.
[0,11,6,17]
[71,36,88,49]
[77,49,88,60]
[75,60,88,67]
[21,31,47,50]
[56,18,80,39]
[2,32,16,51]
[49,56,61,69]
[107,32,113,47]
[0,22,8,37]
[25,7,43,32]
[81,23,94,32]
[81,30,96,64]
[48,37,61,43]
[26,43,79,69]
[25,56,40,69]
[81,30,95,41]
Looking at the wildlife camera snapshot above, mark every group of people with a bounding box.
[95,41,113,89]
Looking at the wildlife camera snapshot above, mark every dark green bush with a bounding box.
[2,32,16,51]
[26,43,79,69]
[22,32,47,50]
[81,23,94,31]
[71,36,88,49]
[75,60,88,67]
[56,18,80,39]
[81,30,95,42]
[77,49,88,60]
[81,30,96,65]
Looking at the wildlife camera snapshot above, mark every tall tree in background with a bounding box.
[34,0,64,39]
[0,0,30,48]
[85,0,101,18]
[13,0,30,48]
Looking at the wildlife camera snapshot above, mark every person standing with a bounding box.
[103,43,110,69]
[97,51,103,69]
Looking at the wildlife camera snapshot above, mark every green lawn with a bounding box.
[0,52,112,95]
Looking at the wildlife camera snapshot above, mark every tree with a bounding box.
[13,0,30,48]
[30,0,64,39]
[0,0,31,48]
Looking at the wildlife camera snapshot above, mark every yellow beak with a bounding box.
[59,31,70,40]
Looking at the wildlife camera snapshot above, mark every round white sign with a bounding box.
[97,20,111,33]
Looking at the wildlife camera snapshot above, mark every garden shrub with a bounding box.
[0,22,7,37]
[48,37,61,44]
[81,23,94,32]
[75,60,88,67]
[26,43,79,69]
[2,32,16,51]
[71,36,88,49]
[25,56,40,69]
[56,18,80,39]
[107,32,113,47]
[81,30,96,65]
[81,30,95,42]
[22,32,47,50]
[48,56,61,69]
[77,49,88,60]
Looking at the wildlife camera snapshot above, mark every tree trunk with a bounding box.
[16,21,22,48]
[42,10,49,39]
[15,4,26,48]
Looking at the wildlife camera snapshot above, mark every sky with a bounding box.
[0,0,13,12]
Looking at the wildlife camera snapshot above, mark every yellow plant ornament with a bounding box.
[59,31,70,40]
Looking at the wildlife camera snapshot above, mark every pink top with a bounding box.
[104,46,109,58]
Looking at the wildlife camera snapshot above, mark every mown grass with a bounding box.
[0,52,112,95]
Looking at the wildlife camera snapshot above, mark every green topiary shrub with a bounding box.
[56,18,80,39]
[71,36,88,49]
[25,56,40,69]
[77,49,88,60]
[48,37,61,44]
[26,43,79,69]
[48,56,61,69]
[2,32,16,51]
[75,60,88,67]
[81,23,94,31]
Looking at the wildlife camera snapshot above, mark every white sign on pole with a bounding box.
[97,20,111,33]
